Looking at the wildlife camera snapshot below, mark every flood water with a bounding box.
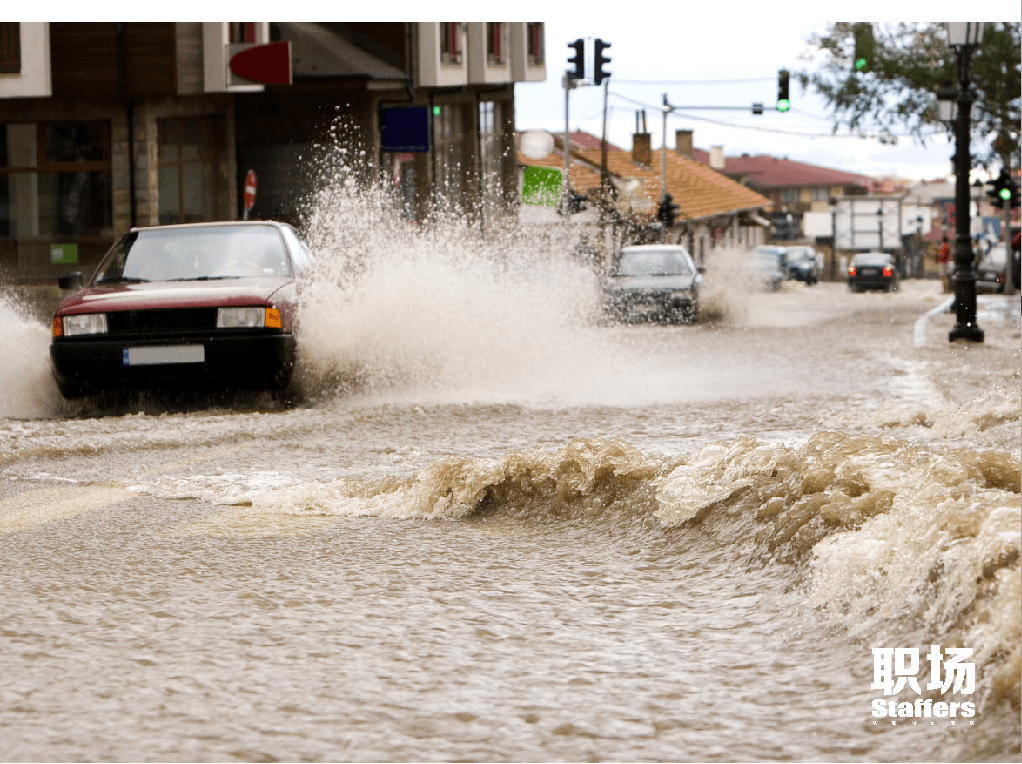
[1,181,1019,762]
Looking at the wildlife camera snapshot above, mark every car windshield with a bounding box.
[616,249,693,277]
[851,253,891,267]
[93,225,293,285]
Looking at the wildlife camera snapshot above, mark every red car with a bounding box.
[50,221,310,398]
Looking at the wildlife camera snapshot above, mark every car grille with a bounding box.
[105,308,219,337]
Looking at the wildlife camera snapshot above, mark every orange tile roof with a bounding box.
[576,149,770,220]
[517,144,769,222]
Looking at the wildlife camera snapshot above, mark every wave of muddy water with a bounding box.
[0,174,1019,760]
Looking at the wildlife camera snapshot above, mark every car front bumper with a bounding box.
[50,332,297,396]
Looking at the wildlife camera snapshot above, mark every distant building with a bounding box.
[516,129,771,264]
[0,22,545,282]
[690,144,873,240]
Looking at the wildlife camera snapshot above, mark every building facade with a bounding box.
[0,22,544,283]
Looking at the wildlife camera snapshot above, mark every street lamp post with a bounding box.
[877,206,884,252]
[947,21,985,343]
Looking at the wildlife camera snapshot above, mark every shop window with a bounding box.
[0,121,112,240]
[479,101,501,198]
[432,103,466,202]
[0,22,19,74]
[158,116,221,225]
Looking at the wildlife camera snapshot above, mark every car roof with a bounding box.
[130,220,288,235]
[620,244,688,252]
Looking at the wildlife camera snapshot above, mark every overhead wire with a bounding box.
[606,92,946,141]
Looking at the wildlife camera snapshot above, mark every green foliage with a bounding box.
[797,22,1021,166]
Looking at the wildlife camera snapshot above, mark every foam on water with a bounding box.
[125,428,1020,717]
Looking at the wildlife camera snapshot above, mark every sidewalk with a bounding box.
[911,292,1021,457]
[915,292,1022,351]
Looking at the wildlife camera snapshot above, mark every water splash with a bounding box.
[0,293,62,419]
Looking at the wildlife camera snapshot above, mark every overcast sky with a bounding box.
[511,4,1020,182]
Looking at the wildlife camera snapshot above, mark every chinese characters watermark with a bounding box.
[869,645,977,724]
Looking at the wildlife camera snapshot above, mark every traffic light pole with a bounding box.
[1005,187,1017,295]
[661,94,674,241]
[948,43,983,343]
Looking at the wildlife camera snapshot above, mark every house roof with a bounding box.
[517,132,769,221]
[700,153,873,190]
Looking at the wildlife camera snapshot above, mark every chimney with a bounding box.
[674,129,693,159]
[709,145,725,170]
[632,133,652,167]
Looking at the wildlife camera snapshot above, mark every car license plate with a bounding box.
[861,267,880,276]
[123,345,204,366]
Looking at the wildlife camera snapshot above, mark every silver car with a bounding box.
[605,245,703,324]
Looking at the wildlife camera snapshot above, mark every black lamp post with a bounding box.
[947,21,985,343]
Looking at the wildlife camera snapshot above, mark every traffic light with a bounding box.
[853,22,875,73]
[987,169,1011,209]
[776,70,790,112]
[594,38,611,85]
[1006,176,1020,209]
[657,194,680,226]
[567,39,584,81]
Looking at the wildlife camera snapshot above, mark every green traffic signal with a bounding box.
[999,187,1011,201]
[855,57,868,71]
[776,69,790,112]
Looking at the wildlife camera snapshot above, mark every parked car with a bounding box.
[975,246,1008,294]
[50,221,311,398]
[604,244,703,324]
[750,246,786,292]
[847,252,898,292]
[784,245,820,285]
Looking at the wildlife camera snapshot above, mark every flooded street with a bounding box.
[2,242,1020,762]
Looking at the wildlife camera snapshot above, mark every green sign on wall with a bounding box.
[521,166,562,208]
[50,243,78,265]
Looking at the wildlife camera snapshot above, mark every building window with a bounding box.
[486,23,505,65]
[433,102,467,203]
[0,122,112,240]
[479,101,500,198]
[527,23,544,65]
[158,117,222,225]
[440,22,461,65]
[781,188,799,204]
[0,22,19,74]
[229,23,258,44]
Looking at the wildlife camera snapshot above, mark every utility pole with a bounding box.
[660,94,674,242]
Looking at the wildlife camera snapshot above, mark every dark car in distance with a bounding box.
[848,252,898,293]
[784,246,820,285]
[50,221,311,398]
[605,244,703,324]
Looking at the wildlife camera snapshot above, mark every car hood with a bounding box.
[608,274,697,291]
[57,276,294,314]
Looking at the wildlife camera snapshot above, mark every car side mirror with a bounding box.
[58,272,84,291]
[697,266,706,274]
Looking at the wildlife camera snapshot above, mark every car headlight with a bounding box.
[62,313,108,336]
[217,306,281,329]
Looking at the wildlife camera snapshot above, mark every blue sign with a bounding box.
[381,107,431,153]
